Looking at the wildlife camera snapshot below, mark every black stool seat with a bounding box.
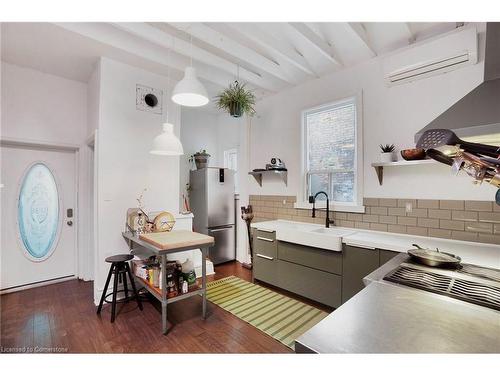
[97,253,143,322]
[105,254,133,263]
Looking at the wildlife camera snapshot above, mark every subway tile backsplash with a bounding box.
[249,195,500,245]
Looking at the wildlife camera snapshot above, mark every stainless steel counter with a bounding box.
[295,254,500,353]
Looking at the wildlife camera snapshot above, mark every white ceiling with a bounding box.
[1,22,460,110]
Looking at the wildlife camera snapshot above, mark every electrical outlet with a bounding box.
[405,202,413,213]
[282,199,287,205]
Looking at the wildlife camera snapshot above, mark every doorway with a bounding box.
[1,143,78,291]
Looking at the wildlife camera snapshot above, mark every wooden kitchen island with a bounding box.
[122,230,214,334]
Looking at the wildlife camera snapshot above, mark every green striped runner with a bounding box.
[206,276,328,350]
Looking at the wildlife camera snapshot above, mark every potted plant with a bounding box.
[189,150,211,169]
[215,81,256,118]
[380,144,396,163]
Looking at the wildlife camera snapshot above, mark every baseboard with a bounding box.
[1,275,77,294]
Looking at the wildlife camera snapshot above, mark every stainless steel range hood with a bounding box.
[415,23,500,144]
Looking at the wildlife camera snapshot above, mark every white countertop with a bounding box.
[251,220,500,268]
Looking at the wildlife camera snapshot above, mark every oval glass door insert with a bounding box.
[18,163,60,260]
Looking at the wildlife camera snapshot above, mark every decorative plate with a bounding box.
[153,211,176,232]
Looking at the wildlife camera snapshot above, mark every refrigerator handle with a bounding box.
[208,226,233,233]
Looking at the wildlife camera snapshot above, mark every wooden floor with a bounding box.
[0,262,330,353]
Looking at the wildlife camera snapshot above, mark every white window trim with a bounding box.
[295,92,365,213]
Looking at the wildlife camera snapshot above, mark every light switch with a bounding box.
[405,202,413,213]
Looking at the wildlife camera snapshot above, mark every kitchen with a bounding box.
[1,2,499,373]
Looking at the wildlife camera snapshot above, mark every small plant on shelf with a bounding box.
[215,81,256,118]
[188,150,211,170]
[379,144,396,153]
[379,144,396,163]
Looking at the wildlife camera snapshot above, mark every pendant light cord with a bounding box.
[166,37,172,124]
[190,33,193,67]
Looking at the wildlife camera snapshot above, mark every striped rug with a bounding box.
[206,276,329,350]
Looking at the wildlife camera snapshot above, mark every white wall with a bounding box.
[0,62,93,280]
[1,62,87,144]
[179,108,219,203]
[87,62,100,136]
[249,25,497,203]
[94,57,181,303]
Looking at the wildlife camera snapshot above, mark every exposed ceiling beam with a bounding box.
[289,23,343,67]
[346,22,377,57]
[53,22,232,89]
[404,23,416,44]
[112,22,279,92]
[168,22,293,85]
[222,23,316,77]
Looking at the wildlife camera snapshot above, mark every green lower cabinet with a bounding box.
[253,254,278,285]
[379,249,398,265]
[278,241,342,275]
[252,231,401,308]
[341,244,380,304]
[253,229,278,285]
[277,260,342,307]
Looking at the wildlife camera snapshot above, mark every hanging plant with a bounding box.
[215,81,256,118]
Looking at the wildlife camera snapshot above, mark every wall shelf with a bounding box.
[249,170,288,187]
[371,159,437,185]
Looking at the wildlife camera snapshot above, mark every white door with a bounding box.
[1,145,77,291]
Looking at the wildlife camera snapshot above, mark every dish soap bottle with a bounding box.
[181,259,196,285]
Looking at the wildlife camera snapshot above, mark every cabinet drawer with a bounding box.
[253,254,278,285]
[278,260,342,308]
[255,229,276,240]
[254,232,277,258]
[278,241,342,275]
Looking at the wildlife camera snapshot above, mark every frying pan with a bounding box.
[417,129,500,158]
[408,244,461,268]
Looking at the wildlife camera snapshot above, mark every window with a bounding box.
[224,148,238,193]
[18,163,61,260]
[302,96,362,209]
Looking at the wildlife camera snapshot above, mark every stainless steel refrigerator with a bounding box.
[189,168,235,265]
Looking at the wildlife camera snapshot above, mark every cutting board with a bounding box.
[139,230,214,250]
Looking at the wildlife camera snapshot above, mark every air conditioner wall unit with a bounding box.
[383,27,478,86]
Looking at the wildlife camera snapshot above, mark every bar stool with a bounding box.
[96,254,143,322]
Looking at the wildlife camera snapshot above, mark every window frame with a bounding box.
[16,161,63,262]
[297,93,364,213]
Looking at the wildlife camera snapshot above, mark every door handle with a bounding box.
[256,236,274,242]
[256,254,274,260]
[67,220,73,226]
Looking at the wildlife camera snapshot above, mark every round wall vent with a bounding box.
[136,84,163,114]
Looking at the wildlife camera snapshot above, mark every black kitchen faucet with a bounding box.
[309,191,335,228]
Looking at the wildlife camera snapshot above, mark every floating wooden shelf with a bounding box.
[371,159,437,185]
[249,170,288,187]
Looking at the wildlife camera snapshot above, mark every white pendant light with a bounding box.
[172,66,209,107]
[150,122,184,155]
[171,34,209,107]
[150,43,184,156]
